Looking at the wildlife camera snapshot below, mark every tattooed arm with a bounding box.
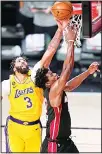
[31,27,63,81]
[31,19,69,81]
[39,19,69,68]
[40,27,62,68]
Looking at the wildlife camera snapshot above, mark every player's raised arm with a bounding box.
[51,28,76,95]
[49,27,76,106]
[31,19,69,81]
[39,19,70,68]
[64,62,100,92]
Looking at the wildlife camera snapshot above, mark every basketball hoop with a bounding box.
[63,2,101,47]
[63,3,82,47]
[63,14,82,47]
[64,3,82,47]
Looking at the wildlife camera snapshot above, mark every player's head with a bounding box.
[35,67,58,90]
[10,56,29,75]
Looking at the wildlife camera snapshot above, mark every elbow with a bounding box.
[64,86,73,92]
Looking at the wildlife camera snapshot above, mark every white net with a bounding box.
[64,14,82,48]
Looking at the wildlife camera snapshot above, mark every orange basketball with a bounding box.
[51,1,73,20]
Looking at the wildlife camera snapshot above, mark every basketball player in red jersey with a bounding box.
[34,26,100,153]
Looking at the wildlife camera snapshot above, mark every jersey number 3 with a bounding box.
[24,97,32,108]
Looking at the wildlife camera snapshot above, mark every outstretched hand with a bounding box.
[88,62,100,74]
[55,18,70,31]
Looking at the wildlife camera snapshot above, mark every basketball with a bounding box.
[51,1,73,20]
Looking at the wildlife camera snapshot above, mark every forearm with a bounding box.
[47,28,62,51]
[57,42,74,92]
[57,58,74,94]
[65,70,90,91]
[62,42,74,74]
[41,28,62,68]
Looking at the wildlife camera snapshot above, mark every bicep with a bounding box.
[64,84,72,92]
[40,49,54,68]
[64,80,76,92]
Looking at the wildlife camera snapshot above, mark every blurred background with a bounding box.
[1,1,101,152]
[1,1,101,92]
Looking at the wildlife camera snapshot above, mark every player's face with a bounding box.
[46,70,58,87]
[14,57,29,74]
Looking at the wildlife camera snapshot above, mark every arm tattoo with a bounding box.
[47,29,62,51]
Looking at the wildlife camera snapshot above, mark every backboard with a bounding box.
[72,1,102,39]
[82,1,101,38]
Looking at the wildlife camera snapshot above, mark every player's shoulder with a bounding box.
[9,74,16,82]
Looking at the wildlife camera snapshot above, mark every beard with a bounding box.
[16,66,29,74]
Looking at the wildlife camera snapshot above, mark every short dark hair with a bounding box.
[35,67,49,90]
[10,56,28,74]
